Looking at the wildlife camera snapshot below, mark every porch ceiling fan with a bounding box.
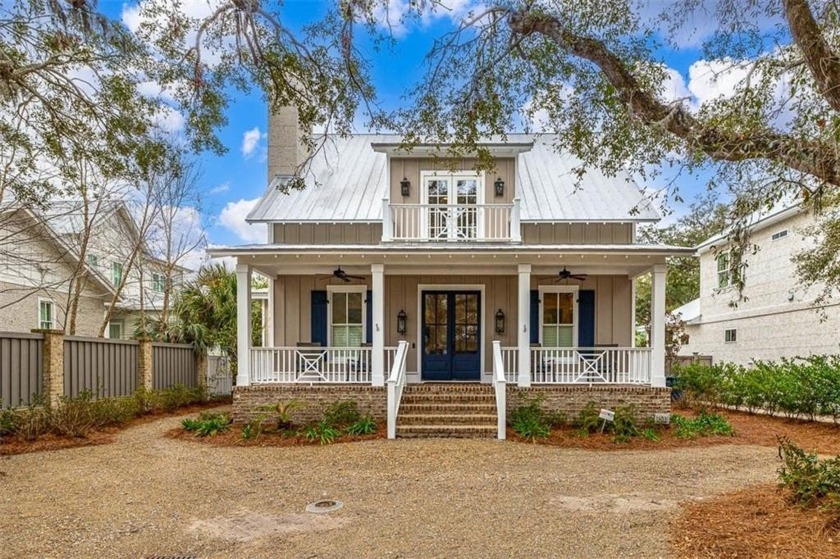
[317,267,365,283]
[542,267,588,283]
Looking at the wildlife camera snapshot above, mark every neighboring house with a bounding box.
[0,200,188,338]
[676,202,840,365]
[209,107,692,437]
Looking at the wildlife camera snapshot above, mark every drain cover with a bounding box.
[305,499,343,513]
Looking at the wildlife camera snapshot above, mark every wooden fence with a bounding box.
[152,343,197,389]
[0,332,44,408]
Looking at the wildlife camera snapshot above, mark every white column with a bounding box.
[235,262,252,387]
[381,198,392,242]
[371,263,385,386]
[266,280,275,346]
[511,198,522,243]
[517,263,531,387]
[649,264,667,387]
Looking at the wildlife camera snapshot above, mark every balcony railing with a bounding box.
[383,199,521,242]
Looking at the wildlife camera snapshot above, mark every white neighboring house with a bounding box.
[676,202,840,365]
[0,200,189,338]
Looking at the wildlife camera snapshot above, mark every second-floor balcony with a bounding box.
[382,199,521,243]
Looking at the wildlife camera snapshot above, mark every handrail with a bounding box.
[530,346,652,384]
[492,340,507,440]
[386,340,410,439]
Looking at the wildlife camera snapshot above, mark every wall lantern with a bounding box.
[400,177,411,197]
[494,177,505,197]
[495,309,505,335]
[397,309,407,335]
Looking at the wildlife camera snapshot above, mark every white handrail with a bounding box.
[250,347,373,384]
[388,203,514,242]
[529,347,652,384]
[492,341,506,440]
[386,340,410,439]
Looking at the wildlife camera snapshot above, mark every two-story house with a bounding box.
[676,202,840,365]
[209,106,691,438]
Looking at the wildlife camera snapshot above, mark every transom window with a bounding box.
[38,299,54,329]
[329,288,365,347]
[540,287,578,348]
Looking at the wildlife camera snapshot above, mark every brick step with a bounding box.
[400,403,497,414]
[401,393,495,404]
[396,425,498,438]
[403,384,494,394]
[399,413,497,426]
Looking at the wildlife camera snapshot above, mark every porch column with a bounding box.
[371,263,385,386]
[649,264,666,387]
[235,262,252,387]
[266,277,275,346]
[517,264,531,387]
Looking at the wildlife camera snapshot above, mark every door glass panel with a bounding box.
[455,179,478,239]
[424,294,448,355]
[427,179,449,240]
[454,294,479,354]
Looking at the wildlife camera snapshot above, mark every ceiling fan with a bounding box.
[318,267,365,283]
[543,267,588,283]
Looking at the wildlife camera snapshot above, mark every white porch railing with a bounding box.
[500,346,519,383]
[530,347,652,384]
[384,346,398,374]
[250,347,373,384]
[386,202,520,242]
[387,340,410,439]
[492,341,506,440]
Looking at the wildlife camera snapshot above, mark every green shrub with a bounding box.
[156,385,205,413]
[510,395,553,441]
[611,405,641,443]
[257,400,305,431]
[182,412,230,437]
[323,401,361,429]
[641,428,661,442]
[512,415,550,441]
[347,416,377,435]
[0,409,20,437]
[672,411,734,439]
[12,405,50,441]
[572,402,603,434]
[303,421,340,445]
[778,437,840,517]
[241,420,263,440]
[50,392,97,438]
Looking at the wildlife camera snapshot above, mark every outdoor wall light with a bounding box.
[495,309,506,335]
[397,309,407,335]
[400,177,411,197]
[494,177,505,197]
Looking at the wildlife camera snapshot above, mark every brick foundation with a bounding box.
[232,384,387,424]
[506,385,671,423]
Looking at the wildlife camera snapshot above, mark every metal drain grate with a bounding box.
[305,499,343,513]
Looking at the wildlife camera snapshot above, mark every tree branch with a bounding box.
[783,0,840,113]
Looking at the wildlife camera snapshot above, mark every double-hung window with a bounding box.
[716,252,731,289]
[111,262,123,286]
[329,288,365,347]
[540,287,578,348]
[152,273,165,293]
[38,299,54,329]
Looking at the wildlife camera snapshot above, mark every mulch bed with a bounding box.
[0,399,231,456]
[165,421,386,447]
[671,484,840,558]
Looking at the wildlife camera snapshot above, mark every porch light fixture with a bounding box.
[400,177,411,197]
[397,309,407,335]
[494,177,505,197]
[495,309,505,335]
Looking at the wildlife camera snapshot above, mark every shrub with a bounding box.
[12,405,50,441]
[510,395,552,441]
[323,401,361,429]
[241,420,263,440]
[611,405,641,443]
[257,400,305,431]
[0,409,20,437]
[641,428,661,442]
[303,421,340,445]
[156,385,205,413]
[778,437,840,518]
[182,412,231,437]
[347,416,377,436]
[672,411,734,439]
[572,402,603,434]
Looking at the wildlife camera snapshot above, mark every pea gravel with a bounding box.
[0,411,779,558]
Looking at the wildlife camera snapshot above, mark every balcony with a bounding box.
[382,199,521,242]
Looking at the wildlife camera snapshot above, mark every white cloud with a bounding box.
[241,127,264,158]
[686,59,752,108]
[658,67,691,103]
[209,182,230,195]
[219,198,266,244]
[153,105,186,133]
[373,0,480,38]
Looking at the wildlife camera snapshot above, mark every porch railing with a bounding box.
[500,346,519,383]
[250,347,373,384]
[385,200,520,242]
[491,341,506,440]
[384,346,398,374]
[530,347,651,384]
[387,340,410,439]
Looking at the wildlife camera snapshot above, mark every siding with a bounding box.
[521,223,633,244]
[272,223,382,244]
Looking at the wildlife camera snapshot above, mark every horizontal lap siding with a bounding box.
[63,337,138,398]
[0,332,43,408]
[152,344,197,389]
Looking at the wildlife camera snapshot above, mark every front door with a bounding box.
[422,291,481,381]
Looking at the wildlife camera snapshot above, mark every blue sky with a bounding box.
[106,1,779,250]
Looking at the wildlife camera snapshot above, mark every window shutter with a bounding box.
[311,291,328,346]
[529,290,539,344]
[578,290,595,347]
[366,290,372,344]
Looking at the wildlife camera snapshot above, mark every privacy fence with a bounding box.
[0,330,218,408]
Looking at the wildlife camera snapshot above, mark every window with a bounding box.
[152,273,165,293]
[38,299,54,329]
[108,321,124,340]
[772,229,789,241]
[329,288,365,347]
[541,288,577,347]
[725,329,737,343]
[422,171,482,240]
[86,253,98,268]
[111,262,123,286]
[716,252,731,288]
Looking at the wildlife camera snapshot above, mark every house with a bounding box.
[0,199,187,339]
[676,202,840,366]
[208,106,692,438]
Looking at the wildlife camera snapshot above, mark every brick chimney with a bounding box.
[267,105,308,182]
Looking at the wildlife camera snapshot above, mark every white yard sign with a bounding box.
[598,409,615,422]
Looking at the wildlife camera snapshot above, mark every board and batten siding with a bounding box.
[272,274,633,376]
[389,157,516,205]
[521,223,633,244]
[272,223,382,245]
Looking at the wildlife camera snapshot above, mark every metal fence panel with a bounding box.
[0,332,44,408]
[63,336,139,398]
[152,343,197,389]
[206,355,232,396]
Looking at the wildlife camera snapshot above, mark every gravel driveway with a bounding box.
[0,411,779,558]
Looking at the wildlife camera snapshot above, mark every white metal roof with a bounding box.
[247,134,660,224]
[671,298,701,324]
[695,196,804,253]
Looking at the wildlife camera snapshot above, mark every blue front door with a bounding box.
[422,291,481,381]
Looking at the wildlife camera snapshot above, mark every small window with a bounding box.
[111,262,123,286]
[108,321,124,339]
[725,329,737,343]
[152,273,165,293]
[38,300,54,329]
[772,229,788,241]
[86,253,98,268]
[716,253,731,288]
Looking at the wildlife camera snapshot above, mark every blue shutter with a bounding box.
[530,290,539,344]
[311,291,328,346]
[578,290,595,348]
[366,290,372,344]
